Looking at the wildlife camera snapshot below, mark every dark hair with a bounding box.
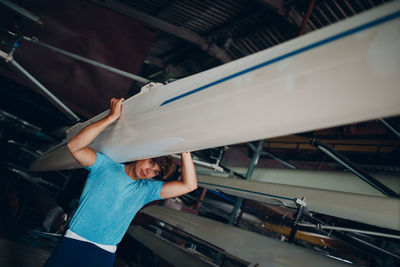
[153,156,176,180]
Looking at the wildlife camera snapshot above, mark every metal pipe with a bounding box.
[249,142,297,169]
[228,140,264,225]
[288,197,306,243]
[195,188,207,211]
[23,36,150,84]
[349,235,400,261]
[190,152,247,179]
[316,5,331,24]
[332,0,347,19]
[323,1,340,22]
[0,0,42,24]
[245,140,265,179]
[170,154,224,172]
[331,229,400,261]
[297,223,400,240]
[379,118,400,138]
[227,196,244,225]
[343,0,356,15]
[0,110,42,131]
[10,59,80,122]
[299,0,316,36]
[261,150,297,169]
[311,139,399,198]
[0,49,12,61]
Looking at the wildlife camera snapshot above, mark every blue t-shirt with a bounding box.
[69,153,164,245]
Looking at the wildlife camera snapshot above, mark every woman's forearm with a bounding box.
[67,98,123,153]
[180,152,198,191]
[67,116,114,153]
[160,152,198,199]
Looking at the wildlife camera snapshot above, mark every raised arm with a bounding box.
[160,152,198,199]
[67,97,124,167]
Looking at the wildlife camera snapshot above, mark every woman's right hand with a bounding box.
[108,97,124,122]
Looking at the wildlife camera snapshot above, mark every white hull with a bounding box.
[197,175,400,231]
[127,226,218,267]
[141,206,349,266]
[225,167,400,197]
[31,2,400,171]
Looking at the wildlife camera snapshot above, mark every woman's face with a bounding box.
[134,158,161,179]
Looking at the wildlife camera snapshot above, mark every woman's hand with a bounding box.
[107,97,124,122]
